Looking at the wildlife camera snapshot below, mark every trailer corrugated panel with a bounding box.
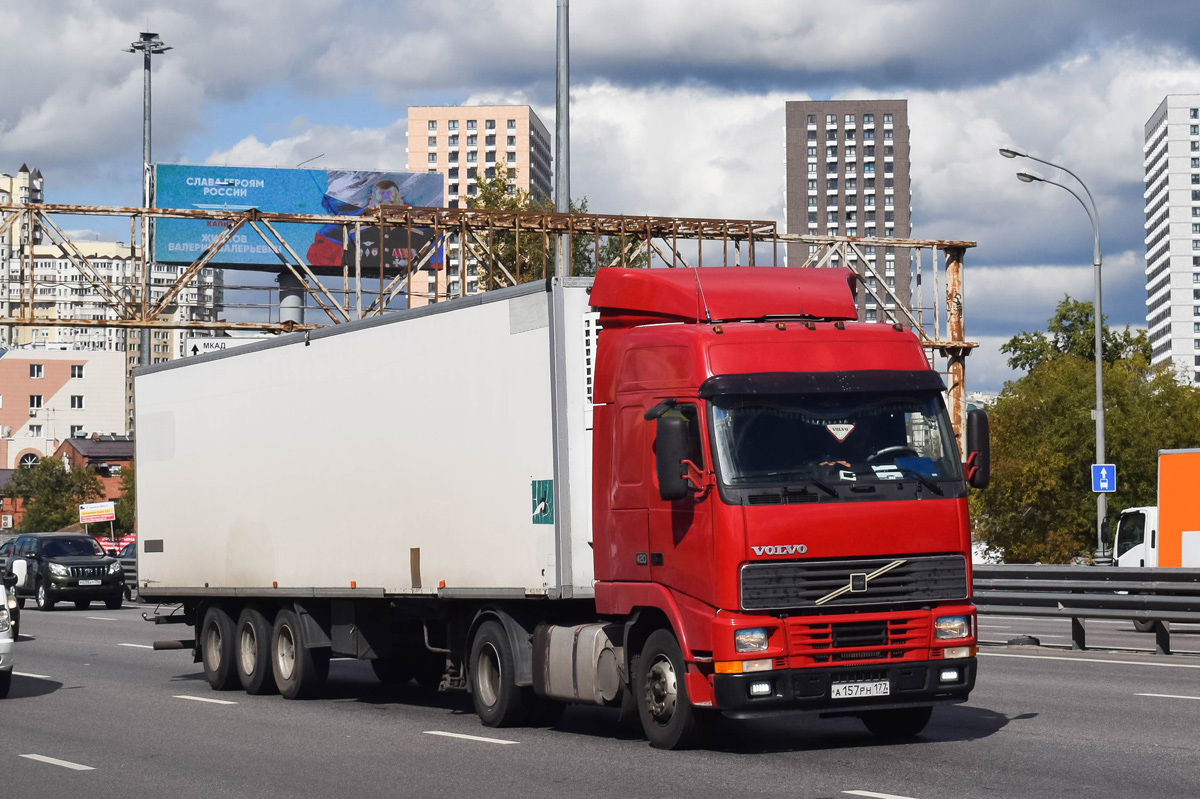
[135,279,595,600]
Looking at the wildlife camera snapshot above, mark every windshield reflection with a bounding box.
[710,391,961,491]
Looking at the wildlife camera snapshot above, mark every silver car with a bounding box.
[0,573,15,697]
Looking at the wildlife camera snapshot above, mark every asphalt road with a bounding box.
[2,603,1198,799]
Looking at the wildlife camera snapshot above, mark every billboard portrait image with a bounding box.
[154,165,444,269]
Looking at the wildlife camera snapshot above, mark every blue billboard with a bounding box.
[153,164,444,268]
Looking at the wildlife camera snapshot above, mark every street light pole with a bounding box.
[1002,148,1107,557]
[125,31,171,369]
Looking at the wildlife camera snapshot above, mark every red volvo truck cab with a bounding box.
[589,266,987,747]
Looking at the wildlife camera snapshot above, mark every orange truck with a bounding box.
[1113,449,1200,568]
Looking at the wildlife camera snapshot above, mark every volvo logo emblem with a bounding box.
[815,559,907,605]
[752,545,808,556]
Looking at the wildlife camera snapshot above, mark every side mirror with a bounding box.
[965,409,990,489]
[1100,518,1112,547]
[655,415,691,502]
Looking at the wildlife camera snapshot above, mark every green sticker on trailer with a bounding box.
[532,479,554,524]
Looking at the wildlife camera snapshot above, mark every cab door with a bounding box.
[1115,511,1156,567]
[646,402,715,600]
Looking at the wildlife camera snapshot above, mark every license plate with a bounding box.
[78,579,102,586]
[831,680,890,699]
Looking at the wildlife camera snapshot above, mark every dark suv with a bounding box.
[7,533,124,611]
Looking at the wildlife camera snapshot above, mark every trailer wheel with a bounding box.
[861,706,933,738]
[201,606,239,690]
[237,606,277,695]
[635,629,711,750]
[469,620,529,727]
[271,607,329,700]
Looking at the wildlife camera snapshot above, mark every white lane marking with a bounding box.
[977,624,1013,629]
[843,791,919,799]
[1135,693,1200,700]
[20,754,95,771]
[982,652,1200,669]
[87,616,117,621]
[423,730,519,745]
[174,694,238,705]
[118,643,154,649]
[14,671,53,680]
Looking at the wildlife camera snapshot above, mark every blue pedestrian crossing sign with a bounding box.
[1091,464,1116,493]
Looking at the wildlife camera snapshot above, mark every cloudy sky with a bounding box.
[3,1,1196,393]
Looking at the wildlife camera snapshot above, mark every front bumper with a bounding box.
[47,574,124,600]
[712,657,975,714]
[0,632,13,671]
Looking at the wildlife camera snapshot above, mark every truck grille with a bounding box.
[787,615,930,665]
[740,554,967,611]
[69,565,106,578]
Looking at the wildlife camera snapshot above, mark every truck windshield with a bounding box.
[1114,512,1145,558]
[709,390,962,493]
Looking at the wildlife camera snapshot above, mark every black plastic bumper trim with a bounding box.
[712,657,975,713]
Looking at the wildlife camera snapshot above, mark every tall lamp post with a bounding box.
[1000,147,1107,557]
[125,31,171,369]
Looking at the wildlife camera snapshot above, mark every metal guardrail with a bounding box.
[973,565,1200,655]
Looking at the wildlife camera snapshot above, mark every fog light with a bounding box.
[743,658,773,673]
[749,680,772,697]
[944,646,972,659]
[939,668,960,683]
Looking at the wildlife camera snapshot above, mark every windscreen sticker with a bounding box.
[871,464,904,480]
[826,423,855,442]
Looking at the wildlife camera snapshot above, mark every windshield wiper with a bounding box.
[763,472,839,497]
[891,467,945,496]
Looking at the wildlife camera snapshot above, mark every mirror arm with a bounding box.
[681,459,715,493]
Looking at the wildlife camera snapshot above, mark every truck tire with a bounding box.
[861,706,933,738]
[35,581,54,611]
[201,606,239,691]
[635,629,711,750]
[0,669,10,698]
[271,607,329,700]
[469,620,530,727]
[237,606,277,695]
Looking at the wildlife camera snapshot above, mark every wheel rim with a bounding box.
[204,622,223,672]
[276,624,296,681]
[37,584,45,608]
[476,641,501,708]
[239,624,258,676]
[644,654,678,725]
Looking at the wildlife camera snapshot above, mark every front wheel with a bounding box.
[635,629,711,750]
[35,582,54,611]
[861,706,933,738]
[106,594,123,610]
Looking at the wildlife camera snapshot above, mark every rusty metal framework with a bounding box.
[1,203,975,437]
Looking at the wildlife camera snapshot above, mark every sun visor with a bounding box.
[699,370,948,397]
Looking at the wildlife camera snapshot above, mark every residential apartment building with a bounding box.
[2,241,224,422]
[1144,95,1200,384]
[0,349,126,469]
[405,105,553,303]
[784,100,913,322]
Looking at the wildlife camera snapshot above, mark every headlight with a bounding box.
[0,607,9,633]
[109,562,123,574]
[734,627,769,653]
[49,562,70,577]
[935,615,971,640]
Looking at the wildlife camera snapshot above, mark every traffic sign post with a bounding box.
[1091,463,1116,493]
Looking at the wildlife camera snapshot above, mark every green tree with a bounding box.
[971,300,1200,562]
[4,458,104,533]
[1000,296,1149,371]
[114,461,136,536]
